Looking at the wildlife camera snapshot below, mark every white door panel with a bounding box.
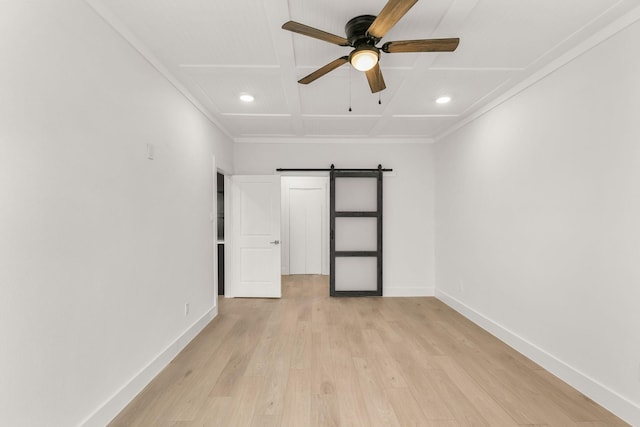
[305,190,322,273]
[230,175,281,298]
[289,189,307,274]
[281,177,329,275]
[289,188,323,274]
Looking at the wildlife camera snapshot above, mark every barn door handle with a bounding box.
[270,240,280,245]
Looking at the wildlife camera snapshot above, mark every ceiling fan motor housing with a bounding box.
[345,15,379,46]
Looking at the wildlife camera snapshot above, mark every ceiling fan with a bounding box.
[282,0,460,93]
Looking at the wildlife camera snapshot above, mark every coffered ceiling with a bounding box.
[88,0,638,142]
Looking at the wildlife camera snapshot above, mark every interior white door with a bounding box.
[290,188,323,274]
[281,176,329,275]
[230,175,281,298]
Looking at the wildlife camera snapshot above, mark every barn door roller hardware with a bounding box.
[276,164,392,172]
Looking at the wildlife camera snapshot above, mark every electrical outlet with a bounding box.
[185,303,189,317]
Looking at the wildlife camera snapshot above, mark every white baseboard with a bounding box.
[435,289,640,426]
[384,286,435,297]
[80,306,218,427]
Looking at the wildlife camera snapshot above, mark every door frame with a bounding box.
[212,157,218,309]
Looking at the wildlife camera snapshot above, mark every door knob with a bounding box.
[270,240,280,245]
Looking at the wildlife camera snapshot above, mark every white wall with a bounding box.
[434,14,640,425]
[0,1,233,426]
[234,142,435,296]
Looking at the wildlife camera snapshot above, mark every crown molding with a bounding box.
[233,137,434,144]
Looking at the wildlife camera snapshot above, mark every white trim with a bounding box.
[80,307,218,427]
[234,137,434,144]
[434,4,640,142]
[179,64,281,69]
[300,114,383,118]
[296,65,413,71]
[222,113,292,117]
[224,175,234,298]
[435,289,640,426]
[391,114,459,118]
[384,286,435,297]
[213,156,218,309]
[429,67,523,71]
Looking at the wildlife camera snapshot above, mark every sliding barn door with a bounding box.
[330,168,383,296]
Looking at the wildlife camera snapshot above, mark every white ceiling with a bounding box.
[90,0,638,142]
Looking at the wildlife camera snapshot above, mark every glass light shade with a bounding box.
[350,49,378,71]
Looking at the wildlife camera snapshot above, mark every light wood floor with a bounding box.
[110,275,628,427]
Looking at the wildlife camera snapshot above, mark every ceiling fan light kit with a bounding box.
[350,45,379,72]
[282,0,460,94]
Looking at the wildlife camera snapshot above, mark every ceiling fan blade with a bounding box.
[298,56,349,85]
[365,63,386,93]
[367,0,418,40]
[382,38,460,53]
[282,21,350,46]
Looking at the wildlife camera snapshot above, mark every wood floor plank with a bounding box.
[433,355,520,427]
[208,350,253,397]
[451,352,545,425]
[423,367,492,426]
[532,369,630,426]
[191,396,232,425]
[250,414,282,427]
[290,320,312,370]
[214,375,264,427]
[361,328,408,388]
[109,275,630,427]
[383,318,441,370]
[310,331,340,427]
[281,369,312,426]
[352,356,402,427]
[385,386,432,426]
[332,347,372,426]
[253,329,293,418]
[490,362,581,427]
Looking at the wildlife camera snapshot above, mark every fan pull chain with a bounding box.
[378,93,382,105]
[348,66,352,112]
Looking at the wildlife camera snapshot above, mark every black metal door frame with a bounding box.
[330,166,383,297]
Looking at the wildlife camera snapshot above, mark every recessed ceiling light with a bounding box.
[239,93,255,103]
[436,96,451,104]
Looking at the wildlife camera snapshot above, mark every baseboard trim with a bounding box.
[435,289,640,426]
[384,286,435,297]
[80,306,218,427]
